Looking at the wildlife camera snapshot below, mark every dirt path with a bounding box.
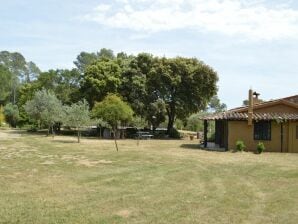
[0,129,21,140]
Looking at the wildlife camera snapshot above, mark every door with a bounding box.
[289,122,298,153]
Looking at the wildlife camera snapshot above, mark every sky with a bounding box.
[1,0,298,108]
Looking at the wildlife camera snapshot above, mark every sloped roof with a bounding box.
[203,94,298,121]
[203,112,298,121]
[229,95,298,113]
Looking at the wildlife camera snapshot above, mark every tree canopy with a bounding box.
[0,48,222,134]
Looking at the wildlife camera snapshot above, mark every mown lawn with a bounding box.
[0,129,297,224]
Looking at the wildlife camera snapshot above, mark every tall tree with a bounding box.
[74,48,115,73]
[81,58,122,107]
[34,69,81,104]
[0,51,41,103]
[0,65,13,104]
[120,53,154,116]
[147,57,218,133]
[207,95,227,112]
[92,94,133,151]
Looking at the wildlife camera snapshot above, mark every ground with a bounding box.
[0,129,297,224]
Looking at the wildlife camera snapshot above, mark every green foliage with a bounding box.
[3,103,19,127]
[24,89,63,130]
[147,57,218,132]
[63,100,90,143]
[92,94,133,129]
[37,69,81,104]
[81,59,122,106]
[187,113,204,132]
[0,65,13,104]
[236,140,246,151]
[0,106,5,126]
[168,128,181,139]
[257,142,265,154]
[0,51,41,103]
[63,100,90,128]
[74,48,115,74]
[208,95,227,112]
[146,99,166,130]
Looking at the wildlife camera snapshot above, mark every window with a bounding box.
[254,121,271,141]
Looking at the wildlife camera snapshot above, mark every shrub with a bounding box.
[236,140,246,151]
[169,128,181,139]
[257,142,265,154]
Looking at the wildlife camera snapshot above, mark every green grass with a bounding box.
[0,129,298,224]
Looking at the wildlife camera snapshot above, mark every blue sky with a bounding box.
[1,0,298,108]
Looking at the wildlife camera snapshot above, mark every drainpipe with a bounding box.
[248,89,253,126]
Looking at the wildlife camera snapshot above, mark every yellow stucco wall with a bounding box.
[288,122,298,153]
[228,121,291,152]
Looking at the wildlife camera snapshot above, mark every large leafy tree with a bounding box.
[148,57,218,133]
[63,100,90,143]
[81,58,122,107]
[120,53,154,116]
[92,94,133,151]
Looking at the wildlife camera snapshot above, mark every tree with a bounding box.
[63,100,90,143]
[37,69,81,104]
[81,58,122,107]
[74,52,98,73]
[0,51,41,103]
[0,106,5,126]
[3,103,19,127]
[74,48,115,73]
[24,89,63,136]
[120,53,154,116]
[0,65,13,104]
[92,94,133,151]
[147,57,218,134]
[207,95,227,112]
[145,99,166,132]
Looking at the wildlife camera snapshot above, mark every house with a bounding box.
[203,90,298,152]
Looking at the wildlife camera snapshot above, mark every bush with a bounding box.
[169,128,181,139]
[236,140,246,151]
[257,142,265,154]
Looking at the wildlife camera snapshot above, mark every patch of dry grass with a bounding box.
[0,129,297,224]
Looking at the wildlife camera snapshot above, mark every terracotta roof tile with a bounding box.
[203,112,298,121]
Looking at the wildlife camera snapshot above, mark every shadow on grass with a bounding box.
[52,139,78,144]
[180,143,202,150]
[180,143,227,152]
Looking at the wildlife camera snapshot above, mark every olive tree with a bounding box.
[63,100,90,143]
[24,89,63,136]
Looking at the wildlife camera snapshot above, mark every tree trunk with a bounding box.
[166,104,176,134]
[77,127,80,143]
[47,125,50,136]
[113,128,119,151]
[51,124,55,138]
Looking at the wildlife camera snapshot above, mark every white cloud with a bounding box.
[83,0,298,40]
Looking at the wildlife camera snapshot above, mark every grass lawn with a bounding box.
[0,129,298,224]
